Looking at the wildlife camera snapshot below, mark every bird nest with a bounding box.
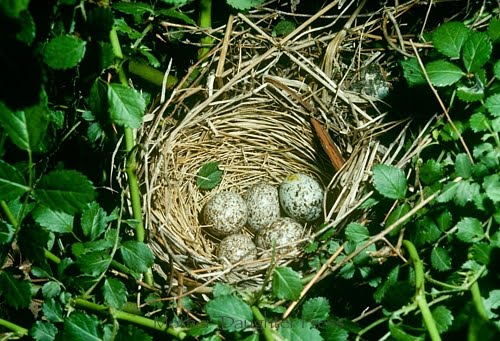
[138,1,431,291]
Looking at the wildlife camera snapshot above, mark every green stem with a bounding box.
[73,298,187,339]
[252,306,275,341]
[198,0,213,59]
[470,281,489,320]
[403,240,441,341]
[128,60,177,88]
[44,249,61,264]
[0,318,29,337]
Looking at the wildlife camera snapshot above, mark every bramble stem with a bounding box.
[198,0,213,59]
[470,281,489,320]
[403,240,441,341]
[0,318,28,337]
[128,60,177,88]
[252,306,275,341]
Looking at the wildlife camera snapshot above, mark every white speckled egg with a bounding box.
[256,217,305,252]
[202,191,248,237]
[244,182,280,233]
[217,234,257,263]
[279,173,324,222]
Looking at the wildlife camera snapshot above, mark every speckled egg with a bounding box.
[244,182,280,233]
[202,191,248,237]
[256,217,305,252]
[279,173,324,222]
[217,234,257,263]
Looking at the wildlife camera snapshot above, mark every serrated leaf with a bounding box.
[470,243,491,265]
[400,58,426,86]
[212,283,234,297]
[485,93,500,117]
[372,164,407,200]
[456,80,484,102]
[484,290,500,319]
[17,10,36,45]
[345,223,369,243]
[107,83,145,128]
[469,112,490,132]
[455,153,473,178]
[453,181,480,206]
[339,261,355,279]
[64,312,102,341]
[34,170,95,214]
[436,210,452,231]
[32,206,74,234]
[488,18,500,42]
[439,120,465,141]
[112,2,153,15]
[0,271,31,308]
[462,32,492,73]
[272,20,296,37]
[432,306,454,333]
[278,318,323,341]
[420,159,443,185]
[436,181,460,203]
[386,203,411,236]
[226,0,265,10]
[81,202,107,240]
[432,22,470,59]
[431,247,451,271]
[0,221,15,244]
[0,160,30,201]
[374,265,399,303]
[77,251,111,276]
[0,100,49,153]
[114,18,142,39]
[43,35,86,69]
[138,48,160,68]
[426,60,464,87]
[272,267,303,301]
[0,0,29,17]
[31,321,58,341]
[389,320,425,341]
[116,325,153,340]
[301,297,330,323]
[322,323,350,341]
[483,174,500,202]
[42,298,64,322]
[42,281,61,299]
[455,217,484,243]
[196,162,223,190]
[103,278,127,309]
[205,295,253,332]
[186,323,218,337]
[155,9,196,25]
[120,241,154,273]
[414,216,442,246]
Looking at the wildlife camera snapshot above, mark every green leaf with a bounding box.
[115,325,153,340]
[420,159,443,185]
[17,10,36,45]
[345,223,369,243]
[469,112,490,132]
[456,79,484,102]
[42,281,61,299]
[278,318,323,341]
[485,93,500,117]
[226,0,265,11]
[453,181,480,207]
[77,251,112,276]
[400,58,426,86]
[103,278,127,309]
[322,323,350,341]
[0,100,49,152]
[114,18,142,40]
[372,164,407,200]
[186,323,218,337]
[81,202,107,240]
[462,32,492,73]
[0,160,30,201]
[431,247,451,271]
[0,271,31,308]
[426,60,464,87]
[120,241,155,273]
[31,321,58,341]
[389,320,425,341]
[32,206,74,234]
[339,261,355,279]
[272,267,303,301]
[212,283,234,297]
[0,221,15,244]
[301,297,330,323]
[33,170,95,214]
[272,20,296,37]
[436,210,452,231]
[436,180,460,203]
[439,120,466,141]
[205,295,253,332]
[455,153,473,178]
[0,0,29,17]
[112,2,154,15]
[455,217,484,243]
[42,298,64,322]
[43,35,86,69]
[107,83,145,128]
[196,162,223,190]
[488,18,500,42]
[64,312,102,341]
[414,216,442,246]
[483,174,500,202]
[483,290,500,319]
[386,203,411,236]
[374,265,399,303]
[432,22,470,59]
[431,306,454,333]
[470,243,491,265]
[155,9,196,25]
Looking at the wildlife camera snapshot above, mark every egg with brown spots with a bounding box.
[256,217,305,253]
[244,182,280,233]
[202,191,248,237]
[279,173,324,222]
[217,234,257,263]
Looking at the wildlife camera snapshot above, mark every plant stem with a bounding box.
[128,60,177,88]
[403,240,442,341]
[0,318,28,337]
[44,249,61,263]
[74,298,187,339]
[252,306,275,341]
[198,0,213,59]
[470,281,489,320]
